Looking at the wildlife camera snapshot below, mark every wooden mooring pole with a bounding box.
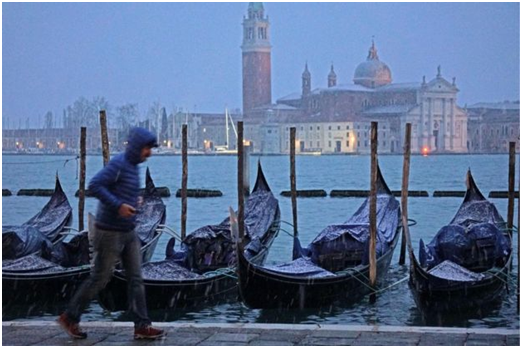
[78,127,87,231]
[399,123,412,265]
[181,124,188,240]
[369,121,378,303]
[243,142,251,196]
[99,110,110,166]
[517,195,520,313]
[507,142,516,238]
[237,121,245,246]
[290,127,298,237]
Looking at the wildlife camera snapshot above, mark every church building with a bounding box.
[239,2,468,154]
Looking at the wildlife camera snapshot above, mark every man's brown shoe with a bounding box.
[134,325,166,340]
[57,313,87,339]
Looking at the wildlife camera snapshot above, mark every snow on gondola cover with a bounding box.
[146,161,279,279]
[264,166,401,277]
[2,175,72,260]
[418,170,511,274]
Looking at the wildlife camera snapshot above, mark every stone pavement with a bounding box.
[2,321,519,346]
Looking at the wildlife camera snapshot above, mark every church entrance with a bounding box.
[335,141,341,153]
[433,130,439,151]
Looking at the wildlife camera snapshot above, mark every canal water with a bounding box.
[2,154,520,329]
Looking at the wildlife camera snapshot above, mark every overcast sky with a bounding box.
[2,2,519,125]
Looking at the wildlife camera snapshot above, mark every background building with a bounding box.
[467,101,520,153]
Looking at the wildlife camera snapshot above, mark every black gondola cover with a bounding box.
[172,162,279,272]
[419,171,510,271]
[2,176,72,259]
[293,167,400,272]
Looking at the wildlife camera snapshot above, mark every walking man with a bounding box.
[58,127,165,340]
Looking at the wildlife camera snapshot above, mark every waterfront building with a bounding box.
[2,127,120,153]
[467,101,520,153]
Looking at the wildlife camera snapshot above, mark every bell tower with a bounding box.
[242,2,272,115]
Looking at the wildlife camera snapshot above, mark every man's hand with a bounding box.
[118,203,136,218]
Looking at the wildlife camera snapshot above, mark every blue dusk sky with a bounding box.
[2,2,520,123]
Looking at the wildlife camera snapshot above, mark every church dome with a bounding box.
[353,41,392,88]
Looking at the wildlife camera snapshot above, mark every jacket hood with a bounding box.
[125,127,158,164]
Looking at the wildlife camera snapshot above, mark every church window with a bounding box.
[328,126,332,130]
[337,125,341,130]
[365,140,368,147]
[346,140,350,147]
[267,130,272,134]
[383,132,386,138]
[310,141,312,147]
[301,126,304,131]
[317,141,320,147]
[328,141,331,147]
[248,28,254,40]
[358,132,360,138]
[358,140,360,147]
[346,125,350,130]
[347,132,350,138]
[317,126,320,130]
[328,132,332,138]
[310,126,313,130]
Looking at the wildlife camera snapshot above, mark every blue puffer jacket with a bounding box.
[89,127,157,232]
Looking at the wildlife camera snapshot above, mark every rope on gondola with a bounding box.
[407,218,417,227]
[3,156,79,165]
[157,225,183,241]
[203,267,237,279]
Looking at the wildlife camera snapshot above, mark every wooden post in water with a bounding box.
[518,193,520,313]
[290,127,298,237]
[399,123,412,265]
[507,142,516,238]
[237,121,245,247]
[78,127,87,231]
[99,110,110,166]
[243,142,251,196]
[181,124,188,240]
[369,121,378,303]
[517,192,520,313]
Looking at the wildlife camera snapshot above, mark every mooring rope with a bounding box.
[203,267,237,279]
[3,156,79,165]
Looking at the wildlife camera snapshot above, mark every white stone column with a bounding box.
[450,98,455,150]
[419,97,425,149]
[428,98,433,148]
[442,98,447,151]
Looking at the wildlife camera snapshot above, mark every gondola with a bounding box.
[98,161,280,311]
[407,170,512,315]
[2,175,73,260]
[235,167,402,309]
[2,168,165,307]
